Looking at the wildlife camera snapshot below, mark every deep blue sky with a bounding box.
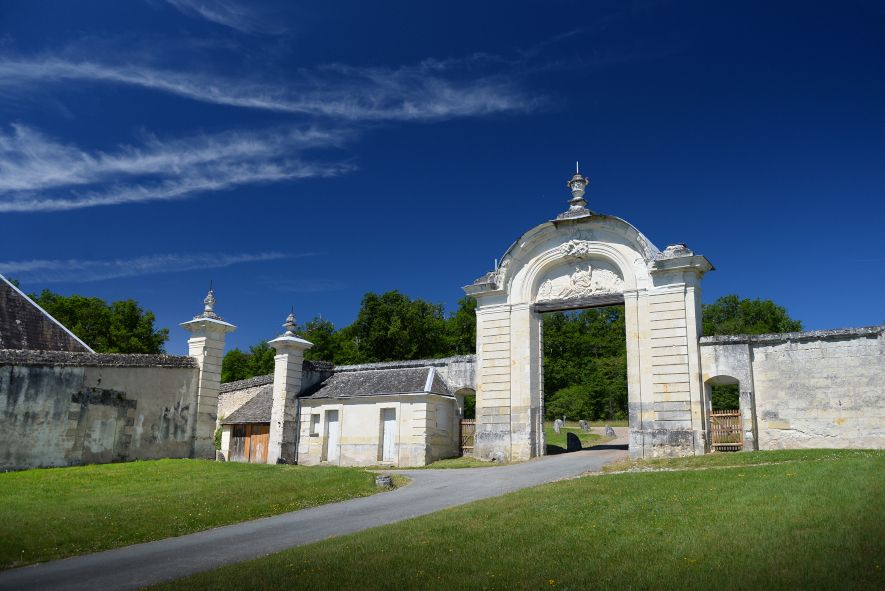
[1,0,883,354]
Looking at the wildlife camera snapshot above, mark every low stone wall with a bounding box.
[700,326,885,450]
[0,350,201,470]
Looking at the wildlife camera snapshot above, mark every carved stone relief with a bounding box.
[535,260,625,302]
[557,239,595,259]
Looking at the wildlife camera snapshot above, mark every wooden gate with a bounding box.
[460,419,476,456]
[709,410,743,452]
[229,423,270,463]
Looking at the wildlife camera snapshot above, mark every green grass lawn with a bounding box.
[544,420,613,453]
[418,456,498,469]
[154,449,884,591]
[0,459,381,570]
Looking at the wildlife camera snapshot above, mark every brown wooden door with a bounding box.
[249,424,270,464]
[710,410,743,451]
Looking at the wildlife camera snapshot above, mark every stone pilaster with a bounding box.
[267,313,313,464]
[180,289,236,460]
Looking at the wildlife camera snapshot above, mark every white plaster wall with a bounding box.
[220,424,232,459]
[296,395,458,467]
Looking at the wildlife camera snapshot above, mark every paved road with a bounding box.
[0,437,628,591]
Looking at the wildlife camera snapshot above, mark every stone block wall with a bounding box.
[474,307,513,461]
[0,350,201,470]
[700,326,884,450]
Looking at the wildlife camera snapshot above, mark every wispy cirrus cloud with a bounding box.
[0,252,302,283]
[0,123,351,212]
[163,0,288,34]
[0,58,537,122]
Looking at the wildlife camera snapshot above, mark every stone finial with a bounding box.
[556,163,592,220]
[282,310,297,336]
[194,287,223,321]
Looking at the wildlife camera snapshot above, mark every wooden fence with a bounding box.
[709,410,743,452]
[460,419,476,457]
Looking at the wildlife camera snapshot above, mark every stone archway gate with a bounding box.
[464,171,713,461]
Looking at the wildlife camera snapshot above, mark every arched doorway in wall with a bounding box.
[704,375,743,451]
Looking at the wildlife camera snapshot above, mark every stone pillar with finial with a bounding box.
[267,309,313,464]
[180,286,236,459]
[556,162,592,220]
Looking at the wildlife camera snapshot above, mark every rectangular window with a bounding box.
[309,414,320,436]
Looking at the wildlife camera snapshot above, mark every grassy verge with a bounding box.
[0,459,381,569]
[418,456,499,469]
[155,450,884,591]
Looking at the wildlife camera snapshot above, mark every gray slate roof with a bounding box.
[0,349,195,368]
[222,366,452,425]
[301,367,451,400]
[0,275,93,353]
[225,386,273,424]
[220,373,273,394]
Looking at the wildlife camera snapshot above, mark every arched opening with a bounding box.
[541,306,627,454]
[466,203,713,461]
[704,375,743,451]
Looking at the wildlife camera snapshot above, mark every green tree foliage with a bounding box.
[220,342,275,383]
[543,308,628,421]
[703,295,802,410]
[221,291,477,382]
[346,291,449,363]
[299,317,339,363]
[702,295,802,336]
[32,290,168,353]
[446,296,477,355]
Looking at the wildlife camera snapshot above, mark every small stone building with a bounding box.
[218,357,472,467]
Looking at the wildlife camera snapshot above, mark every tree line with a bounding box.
[15,280,801,419]
[222,291,477,382]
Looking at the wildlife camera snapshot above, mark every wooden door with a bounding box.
[324,410,340,462]
[229,424,249,462]
[381,408,396,462]
[710,410,743,451]
[249,424,270,464]
[460,419,476,456]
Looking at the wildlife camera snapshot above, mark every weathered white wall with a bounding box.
[0,353,200,470]
[296,394,458,467]
[700,326,884,450]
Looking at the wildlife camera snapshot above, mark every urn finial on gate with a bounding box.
[282,308,297,336]
[556,164,592,220]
